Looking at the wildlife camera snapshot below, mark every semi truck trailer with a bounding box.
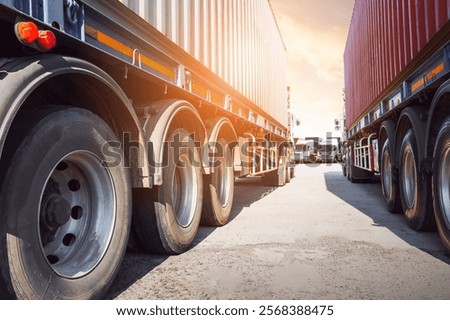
[0,0,292,299]
[342,0,450,253]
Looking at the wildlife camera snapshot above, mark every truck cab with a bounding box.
[318,141,338,163]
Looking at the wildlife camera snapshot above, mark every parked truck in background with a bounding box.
[318,138,340,163]
[342,0,450,253]
[0,0,292,299]
[293,138,314,163]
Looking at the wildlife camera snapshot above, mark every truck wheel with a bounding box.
[202,138,235,226]
[133,128,203,254]
[380,140,402,213]
[399,129,434,230]
[279,154,287,185]
[262,148,286,186]
[290,164,295,179]
[346,149,352,181]
[433,118,450,253]
[0,108,130,299]
[348,164,356,183]
[285,160,292,183]
[342,162,347,177]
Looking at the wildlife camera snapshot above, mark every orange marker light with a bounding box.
[16,21,39,44]
[37,30,57,51]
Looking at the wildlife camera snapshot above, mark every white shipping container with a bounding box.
[118,0,288,127]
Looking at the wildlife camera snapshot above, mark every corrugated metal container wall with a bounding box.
[344,0,450,129]
[118,0,288,127]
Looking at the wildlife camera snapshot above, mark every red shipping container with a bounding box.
[344,0,450,129]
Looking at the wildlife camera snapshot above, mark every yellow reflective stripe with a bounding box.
[85,25,174,79]
[411,78,424,92]
[192,83,207,96]
[211,92,222,104]
[426,62,445,81]
[412,61,445,92]
[140,55,174,79]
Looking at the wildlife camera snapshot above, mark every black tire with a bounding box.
[201,138,235,226]
[0,107,131,299]
[348,164,356,183]
[399,129,434,230]
[342,163,347,177]
[133,128,203,254]
[432,118,450,253]
[285,160,292,183]
[380,139,402,213]
[346,148,352,181]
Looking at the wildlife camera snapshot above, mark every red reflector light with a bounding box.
[16,21,39,44]
[37,30,57,51]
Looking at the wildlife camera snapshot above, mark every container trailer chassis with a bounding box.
[0,0,293,299]
[343,29,450,253]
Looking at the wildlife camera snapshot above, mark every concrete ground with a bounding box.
[107,163,450,300]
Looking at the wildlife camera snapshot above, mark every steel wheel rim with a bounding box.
[39,151,116,278]
[403,147,417,209]
[438,143,450,228]
[217,159,232,208]
[382,148,392,197]
[173,153,198,227]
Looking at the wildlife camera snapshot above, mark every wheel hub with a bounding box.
[42,193,71,228]
[38,152,116,278]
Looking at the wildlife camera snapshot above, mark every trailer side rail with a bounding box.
[0,0,289,140]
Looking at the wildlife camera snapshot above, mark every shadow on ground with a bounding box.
[106,176,277,299]
[323,169,450,264]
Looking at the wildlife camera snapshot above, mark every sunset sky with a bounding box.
[270,0,355,139]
